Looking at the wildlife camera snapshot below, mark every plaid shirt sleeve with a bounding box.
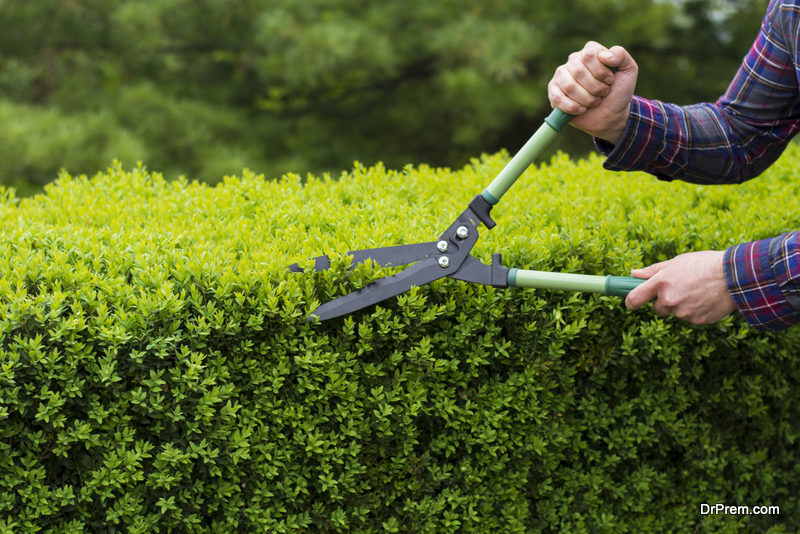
[595,0,800,330]
[725,234,800,330]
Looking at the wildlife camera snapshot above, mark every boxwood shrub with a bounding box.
[1,149,799,533]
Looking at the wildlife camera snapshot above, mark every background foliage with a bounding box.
[1,147,798,531]
[0,0,767,194]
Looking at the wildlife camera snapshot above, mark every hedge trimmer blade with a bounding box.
[308,258,446,322]
[298,199,502,321]
[291,107,645,321]
[288,242,439,273]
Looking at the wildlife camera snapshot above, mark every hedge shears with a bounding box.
[290,108,645,322]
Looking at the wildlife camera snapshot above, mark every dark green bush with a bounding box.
[0,151,798,532]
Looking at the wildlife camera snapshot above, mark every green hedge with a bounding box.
[1,150,799,532]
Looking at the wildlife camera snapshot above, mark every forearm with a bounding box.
[597,0,800,185]
[596,96,796,185]
[590,0,800,330]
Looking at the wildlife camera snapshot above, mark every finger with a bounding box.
[625,278,659,310]
[631,260,669,279]
[565,59,611,103]
[547,78,586,115]
[652,299,672,317]
[579,41,617,85]
[553,64,604,111]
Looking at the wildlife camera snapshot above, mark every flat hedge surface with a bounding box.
[1,151,799,533]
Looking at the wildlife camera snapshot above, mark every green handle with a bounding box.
[481,67,618,205]
[604,275,646,297]
[481,108,570,204]
[508,269,645,297]
[543,108,574,133]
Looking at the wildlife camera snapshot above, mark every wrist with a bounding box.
[598,106,631,145]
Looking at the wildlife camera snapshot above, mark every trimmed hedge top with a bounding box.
[1,151,799,532]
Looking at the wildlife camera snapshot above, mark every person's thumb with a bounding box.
[600,45,637,74]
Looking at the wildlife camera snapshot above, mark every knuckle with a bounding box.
[560,101,579,114]
[660,294,679,308]
[672,307,688,319]
[565,63,583,81]
[547,85,561,104]
[562,78,577,93]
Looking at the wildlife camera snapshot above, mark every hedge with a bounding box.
[0,149,799,533]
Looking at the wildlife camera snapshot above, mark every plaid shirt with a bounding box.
[596,0,800,330]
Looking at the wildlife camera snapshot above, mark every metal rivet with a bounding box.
[456,226,469,239]
[438,256,450,268]
[437,240,449,252]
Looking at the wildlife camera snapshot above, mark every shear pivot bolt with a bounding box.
[456,226,469,239]
[437,240,449,252]
[438,256,450,268]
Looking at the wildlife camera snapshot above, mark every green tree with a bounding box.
[0,0,766,192]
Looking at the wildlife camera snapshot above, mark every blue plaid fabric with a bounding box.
[596,0,800,330]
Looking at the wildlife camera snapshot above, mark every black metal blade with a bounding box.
[288,255,330,272]
[308,258,446,322]
[300,195,497,321]
[346,242,438,268]
[449,254,510,288]
[288,241,438,273]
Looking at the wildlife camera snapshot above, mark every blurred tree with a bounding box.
[0,0,767,192]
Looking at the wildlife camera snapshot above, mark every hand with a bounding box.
[625,251,737,325]
[547,41,638,145]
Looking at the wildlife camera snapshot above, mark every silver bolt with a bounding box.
[456,226,469,239]
[438,256,450,268]
[436,240,449,253]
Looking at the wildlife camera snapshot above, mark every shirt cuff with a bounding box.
[723,235,800,330]
[593,96,675,181]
